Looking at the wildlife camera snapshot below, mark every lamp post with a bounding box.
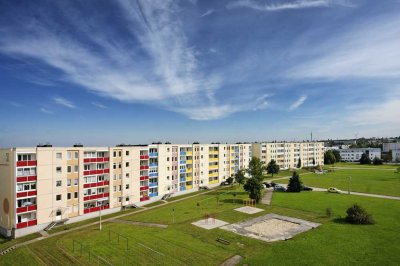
[348,176,352,195]
[99,204,103,230]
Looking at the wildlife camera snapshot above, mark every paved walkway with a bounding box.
[220,255,243,266]
[261,188,273,205]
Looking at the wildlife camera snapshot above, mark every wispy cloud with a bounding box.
[40,107,54,114]
[92,102,107,109]
[227,0,354,11]
[53,97,76,109]
[200,9,215,17]
[289,95,307,110]
[10,101,21,107]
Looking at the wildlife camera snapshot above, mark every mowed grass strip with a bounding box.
[281,168,400,196]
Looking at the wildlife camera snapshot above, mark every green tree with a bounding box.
[359,153,372,164]
[247,157,264,182]
[373,157,383,165]
[234,169,246,187]
[332,150,341,162]
[296,158,302,168]
[324,150,336,165]
[345,204,375,224]
[312,158,316,165]
[226,176,234,185]
[243,178,263,203]
[266,159,280,177]
[286,171,303,192]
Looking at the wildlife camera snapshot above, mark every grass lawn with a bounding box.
[1,187,399,265]
[325,162,400,169]
[264,168,312,179]
[281,168,400,196]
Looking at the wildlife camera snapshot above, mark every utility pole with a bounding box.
[99,205,102,230]
[348,176,352,195]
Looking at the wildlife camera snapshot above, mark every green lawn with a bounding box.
[282,168,400,196]
[325,162,400,169]
[1,187,399,265]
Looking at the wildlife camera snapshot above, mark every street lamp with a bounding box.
[99,204,103,230]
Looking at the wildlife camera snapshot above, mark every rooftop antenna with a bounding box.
[311,131,313,142]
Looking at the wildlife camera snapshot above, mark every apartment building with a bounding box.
[392,150,400,162]
[252,142,325,169]
[0,143,252,238]
[339,148,381,162]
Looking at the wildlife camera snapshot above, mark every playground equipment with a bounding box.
[243,199,256,207]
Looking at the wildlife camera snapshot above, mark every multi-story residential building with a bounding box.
[383,142,400,152]
[0,143,252,238]
[339,148,381,162]
[391,150,400,162]
[252,142,325,169]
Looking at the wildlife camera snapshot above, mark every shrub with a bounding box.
[373,157,383,165]
[226,176,234,185]
[326,208,333,218]
[286,171,303,192]
[345,204,375,225]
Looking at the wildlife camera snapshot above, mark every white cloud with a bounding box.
[227,0,353,11]
[200,9,215,17]
[40,107,54,114]
[92,102,107,109]
[10,101,21,107]
[289,95,307,110]
[53,97,76,109]
[289,14,400,79]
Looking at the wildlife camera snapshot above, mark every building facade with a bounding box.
[0,143,252,238]
[251,142,325,169]
[339,148,381,162]
[392,150,400,162]
[383,142,400,152]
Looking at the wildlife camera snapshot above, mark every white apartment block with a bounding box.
[0,143,252,238]
[339,148,381,162]
[251,142,325,169]
[392,150,400,162]
[383,142,400,152]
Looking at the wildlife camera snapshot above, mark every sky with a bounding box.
[0,0,399,147]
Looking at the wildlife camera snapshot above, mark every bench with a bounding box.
[216,237,230,245]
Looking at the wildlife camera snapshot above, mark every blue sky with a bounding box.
[0,0,399,146]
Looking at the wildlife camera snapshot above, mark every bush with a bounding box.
[326,208,333,218]
[226,176,234,185]
[373,157,383,165]
[345,204,375,225]
[286,171,303,192]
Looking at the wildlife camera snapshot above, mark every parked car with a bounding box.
[303,186,313,191]
[263,182,272,188]
[274,185,286,192]
[220,181,229,186]
[270,182,277,187]
[327,187,341,193]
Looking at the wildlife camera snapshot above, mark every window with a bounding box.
[167,167,170,171]
[56,180,62,187]
[56,210,62,216]
[113,174,117,180]
[126,173,129,178]
[113,163,117,170]
[74,165,79,173]
[56,167,62,173]
[113,151,116,157]
[67,166,72,173]
[126,162,129,167]
[74,152,78,159]
[67,179,71,186]
[126,196,129,201]
[119,151,122,157]
[118,163,122,169]
[74,179,78,186]
[126,151,129,156]
[74,192,78,198]
[56,194,62,201]
[126,184,129,189]
[56,153,62,159]
[118,185,122,191]
[119,174,122,180]
[67,193,71,200]
[67,152,71,160]
[113,186,116,192]
[167,157,170,161]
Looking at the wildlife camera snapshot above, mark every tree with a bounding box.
[234,170,246,187]
[312,158,316,165]
[345,204,375,224]
[247,157,264,182]
[266,159,280,177]
[332,150,341,162]
[286,171,304,192]
[373,157,383,165]
[243,178,263,203]
[226,176,234,185]
[324,150,336,165]
[359,153,371,164]
[296,158,302,168]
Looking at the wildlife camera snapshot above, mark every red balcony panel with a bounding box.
[27,161,37,166]
[16,207,27,213]
[140,155,149,160]
[27,191,37,196]
[84,209,90,214]
[90,158,96,163]
[104,180,110,185]
[83,183,91,188]
[17,192,28,198]
[83,170,90,175]
[140,196,149,202]
[28,205,37,211]
[83,158,90,163]
[17,177,28,183]
[140,166,149,170]
[104,169,110,174]
[104,157,110,162]
[27,220,37,227]
[17,222,27,229]
[140,186,149,191]
[27,176,37,181]
[104,192,110,197]
[17,161,27,167]
[84,196,90,201]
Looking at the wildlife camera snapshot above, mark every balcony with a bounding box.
[140,186,149,191]
[209,179,219,185]
[83,157,110,163]
[149,172,158,178]
[140,196,150,202]
[149,163,158,168]
[16,160,37,167]
[186,151,193,156]
[149,152,158,157]
[83,192,110,201]
[186,185,193,190]
[140,155,149,160]
[16,175,37,182]
[83,204,109,214]
[140,165,149,170]
[209,172,219,177]
[149,192,158,197]
[16,219,37,229]
[186,176,193,181]
[149,182,158,187]
[186,160,193,164]
[16,190,37,198]
[83,169,109,176]
[180,177,186,182]
[209,165,218,170]
[180,169,186,173]
[186,168,193,172]
[140,175,149,181]
[83,180,110,188]
[180,160,186,164]
[209,150,219,154]
[209,157,218,162]
[16,204,37,214]
[180,186,186,191]
[180,151,186,156]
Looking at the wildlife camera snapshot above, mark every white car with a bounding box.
[327,187,341,193]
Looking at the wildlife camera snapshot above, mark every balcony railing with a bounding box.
[140,175,149,180]
[83,204,109,214]
[83,169,109,176]
[16,219,37,229]
[140,196,150,202]
[180,186,186,191]
[149,182,158,187]
[149,172,158,177]
[180,177,186,182]
[186,160,193,164]
[149,152,158,157]
[140,165,149,170]
[149,192,158,197]
[180,160,186,164]
[149,163,158,168]
[16,160,37,167]
[16,176,37,182]
[140,186,149,191]
[16,204,37,214]
[83,157,110,163]
[83,192,110,201]
[83,180,110,188]
[180,151,186,156]
[180,169,186,173]
[140,155,149,160]
[16,190,37,198]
